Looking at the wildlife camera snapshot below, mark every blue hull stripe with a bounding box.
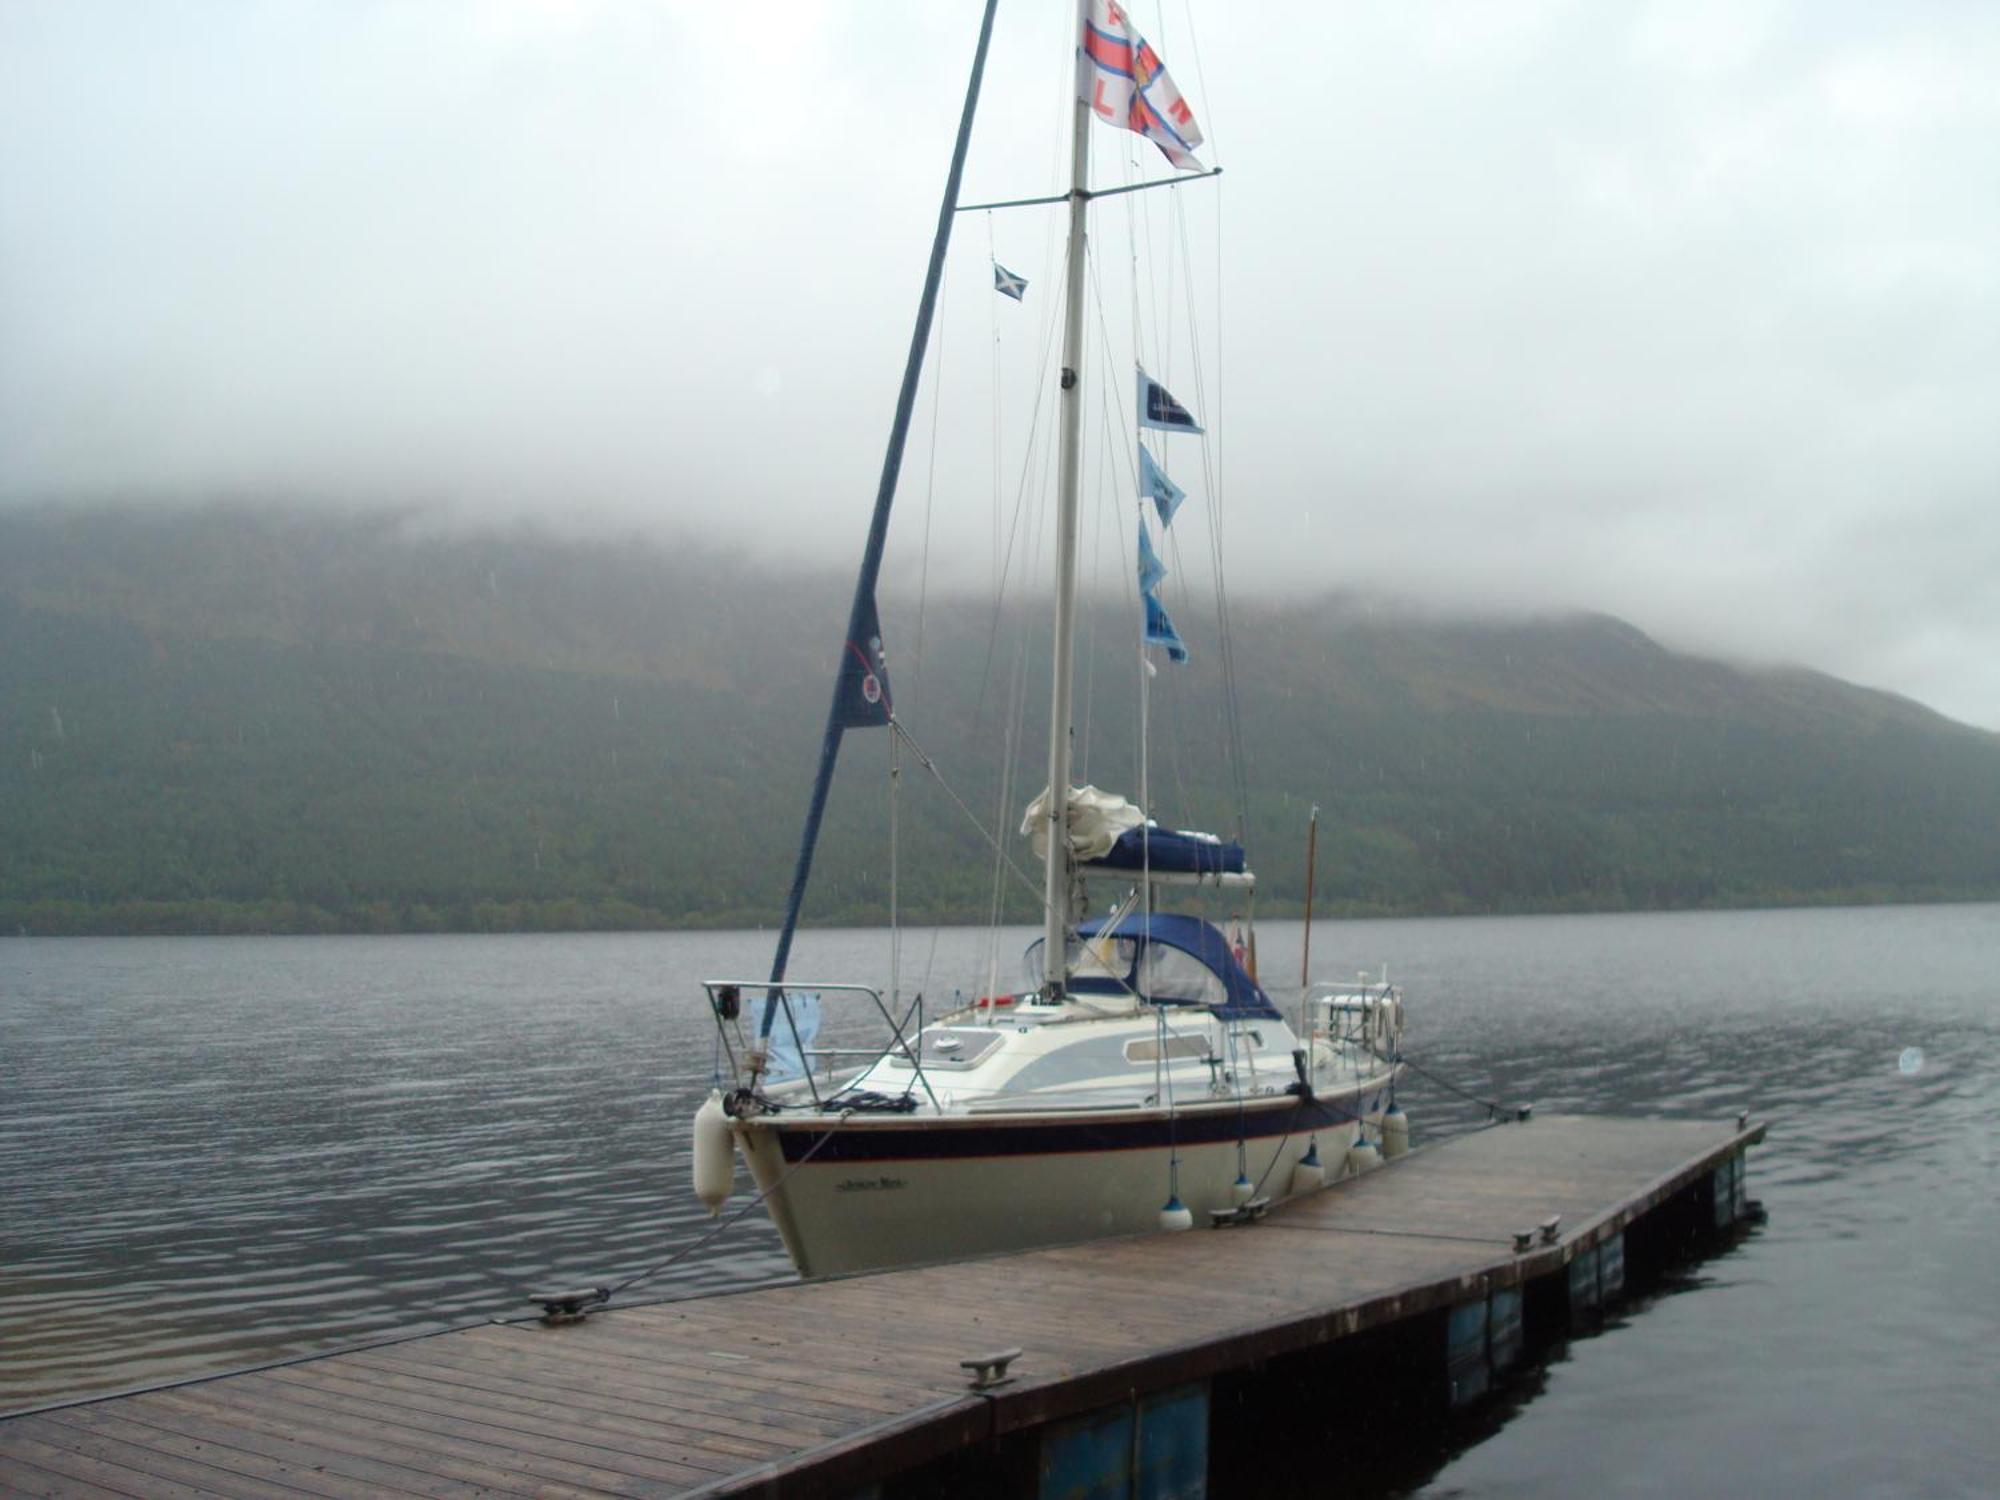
[774,1090,1383,1164]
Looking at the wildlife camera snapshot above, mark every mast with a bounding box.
[758,0,1002,1045]
[1040,1,1093,998]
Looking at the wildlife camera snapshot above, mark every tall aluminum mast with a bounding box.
[1039,0,1093,998]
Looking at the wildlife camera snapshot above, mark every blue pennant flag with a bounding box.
[832,595,893,728]
[993,262,1028,301]
[1143,588,1189,663]
[1138,521,1168,595]
[1139,443,1186,527]
[1137,366,1202,434]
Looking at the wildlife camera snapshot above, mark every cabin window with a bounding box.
[1124,1035,1212,1064]
[1025,934,1138,991]
[1073,935,1136,985]
[1136,944,1228,1006]
[1021,931,1233,1008]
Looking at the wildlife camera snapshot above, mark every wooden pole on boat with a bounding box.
[1299,805,1320,1032]
[1038,0,1094,999]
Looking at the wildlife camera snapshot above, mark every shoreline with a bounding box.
[7,886,1999,938]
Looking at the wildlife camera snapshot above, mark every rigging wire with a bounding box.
[962,191,1065,983]
[1171,179,1251,843]
[1085,212,1204,835]
[907,239,952,713]
[987,211,1005,605]
[982,598,1037,992]
[888,723,902,1006]
[1171,0,1221,167]
[965,228,1065,741]
[895,718,1045,913]
[1077,241,1144,788]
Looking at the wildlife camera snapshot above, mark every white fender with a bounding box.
[1289,1142,1326,1195]
[1382,1105,1411,1159]
[692,1090,735,1216]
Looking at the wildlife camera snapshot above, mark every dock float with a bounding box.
[0,1113,1763,1500]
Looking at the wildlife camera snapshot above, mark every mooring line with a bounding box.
[602,1109,860,1301]
[1398,1051,1527,1121]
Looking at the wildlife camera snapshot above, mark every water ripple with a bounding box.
[3,912,1995,1456]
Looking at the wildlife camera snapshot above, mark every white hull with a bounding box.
[732,1082,1390,1278]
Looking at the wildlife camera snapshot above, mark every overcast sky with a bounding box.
[3,0,1997,727]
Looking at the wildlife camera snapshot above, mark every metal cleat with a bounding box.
[529,1287,610,1325]
[961,1347,1023,1390]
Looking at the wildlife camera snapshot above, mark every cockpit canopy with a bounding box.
[1023,912,1282,1021]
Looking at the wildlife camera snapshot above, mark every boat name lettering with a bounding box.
[835,1175,908,1194]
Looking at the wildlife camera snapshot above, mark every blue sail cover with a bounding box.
[1073,912,1281,1021]
[1086,825,1245,876]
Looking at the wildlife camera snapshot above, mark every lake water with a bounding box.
[2,905,1996,1496]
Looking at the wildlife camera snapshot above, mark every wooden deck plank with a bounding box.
[40,1404,431,1500]
[0,1448,107,1500]
[248,1363,755,1479]
[0,1432,226,1500]
[303,1340,851,1452]
[774,1260,1296,1331]
[635,1269,1226,1360]
[2,1114,1760,1500]
[184,1372,671,1499]
[446,1325,936,1419]
[97,1389,502,1500]
[335,1341,858,1441]
[134,1377,623,1500]
[456,1312,976,1408]
[515,1332,940,1415]
[597,1312,1101,1391]
[650,1291,1153,1370]
[20,1408,457,1500]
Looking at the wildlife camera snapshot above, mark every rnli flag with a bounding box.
[1137,366,1202,434]
[1079,0,1205,171]
[993,262,1028,301]
[832,595,893,728]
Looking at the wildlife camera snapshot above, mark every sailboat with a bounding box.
[691,0,1406,1279]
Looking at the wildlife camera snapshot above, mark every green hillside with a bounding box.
[4,507,1998,935]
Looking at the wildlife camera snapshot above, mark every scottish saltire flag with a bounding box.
[1139,443,1185,527]
[1138,521,1167,595]
[1079,0,1205,171]
[832,595,893,728]
[1137,367,1202,434]
[993,262,1028,301]
[1143,588,1189,663]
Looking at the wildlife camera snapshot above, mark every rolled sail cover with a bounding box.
[1021,785,1146,860]
[1020,786,1244,874]
[1093,825,1245,875]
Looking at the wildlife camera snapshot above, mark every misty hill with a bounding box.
[5,507,1999,936]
